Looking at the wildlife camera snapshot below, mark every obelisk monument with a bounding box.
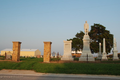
[102,38,108,60]
[113,38,119,60]
[79,21,95,61]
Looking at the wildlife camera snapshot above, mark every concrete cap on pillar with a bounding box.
[12,41,22,44]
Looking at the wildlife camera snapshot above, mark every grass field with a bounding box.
[0,57,120,75]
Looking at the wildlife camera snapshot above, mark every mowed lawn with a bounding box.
[0,57,120,75]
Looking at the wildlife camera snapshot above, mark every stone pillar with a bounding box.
[61,40,73,61]
[12,41,22,61]
[102,38,107,60]
[97,43,102,59]
[113,38,119,60]
[43,42,52,62]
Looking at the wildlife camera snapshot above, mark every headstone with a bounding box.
[97,43,102,59]
[57,52,59,58]
[6,54,12,60]
[79,21,95,61]
[61,40,73,61]
[36,55,40,58]
[43,42,52,62]
[51,54,53,58]
[41,55,43,58]
[101,38,108,60]
[12,41,22,61]
[5,52,7,59]
[113,38,119,60]
[55,53,57,58]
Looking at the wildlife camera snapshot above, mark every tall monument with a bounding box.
[79,21,95,61]
[113,38,119,60]
[101,38,108,60]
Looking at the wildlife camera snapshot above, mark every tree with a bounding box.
[67,31,84,52]
[68,23,113,54]
[89,24,113,53]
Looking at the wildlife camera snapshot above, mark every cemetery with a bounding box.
[0,21,120,75]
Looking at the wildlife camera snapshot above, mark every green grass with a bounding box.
[0,57,120,75]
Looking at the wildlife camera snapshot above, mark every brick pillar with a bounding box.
[43,42,52,62]
[12,41,22,61]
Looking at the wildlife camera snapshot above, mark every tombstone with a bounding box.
[101,38,108,60]
[5,52,7,59]
[79,21,95,61]
[5,53,12,60]
[41,55,43,58]
[36,55,40,58]
[57,52,59,58]
[12,41,22,61]
[51,54,53,58]
[61,40,73,61]
[43,42,52,62]
[97,43,102,59]
[113,38,119,60]
[55,53,57,58]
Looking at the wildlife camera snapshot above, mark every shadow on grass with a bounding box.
[41,62,120,75]
[0,57,120,75]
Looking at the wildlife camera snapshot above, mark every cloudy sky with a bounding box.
[0,0,120,55]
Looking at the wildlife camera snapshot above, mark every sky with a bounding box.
[0,0,120,55]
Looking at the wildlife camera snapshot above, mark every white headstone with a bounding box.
[102,38,108,60]
[61,40,73,61]
[113,38,119,60]
[79,21,95,61]
[55,53,57,58]
[51,54,53,58]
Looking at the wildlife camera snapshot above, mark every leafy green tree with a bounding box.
[68,24,113,54]
[89,24,113,53]
[67,31,84,51]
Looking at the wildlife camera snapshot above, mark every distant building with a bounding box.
[1,49,41,57]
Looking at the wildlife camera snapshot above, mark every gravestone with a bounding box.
[5,52,12,60]
[55,53,57,58]
[43,42,52,62]
[61,40,73,61]
[113,38,119,60]
[12,41,22,61]
[102,38,108,60]
[36,55,40,58]
[51,54,53,58]
[79,21,95,61]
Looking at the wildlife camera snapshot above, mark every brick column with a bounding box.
[43,42,52,62]
[12,41,22,61]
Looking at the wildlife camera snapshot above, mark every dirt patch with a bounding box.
[40,60,101,63]
[0,60,22,62]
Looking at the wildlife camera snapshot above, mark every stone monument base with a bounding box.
[79,54,95,61]
[113,50,119,61]
[101,52,108,61]
[61,55,73,61]
[113,57,119,61]
[97,55,102,60]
